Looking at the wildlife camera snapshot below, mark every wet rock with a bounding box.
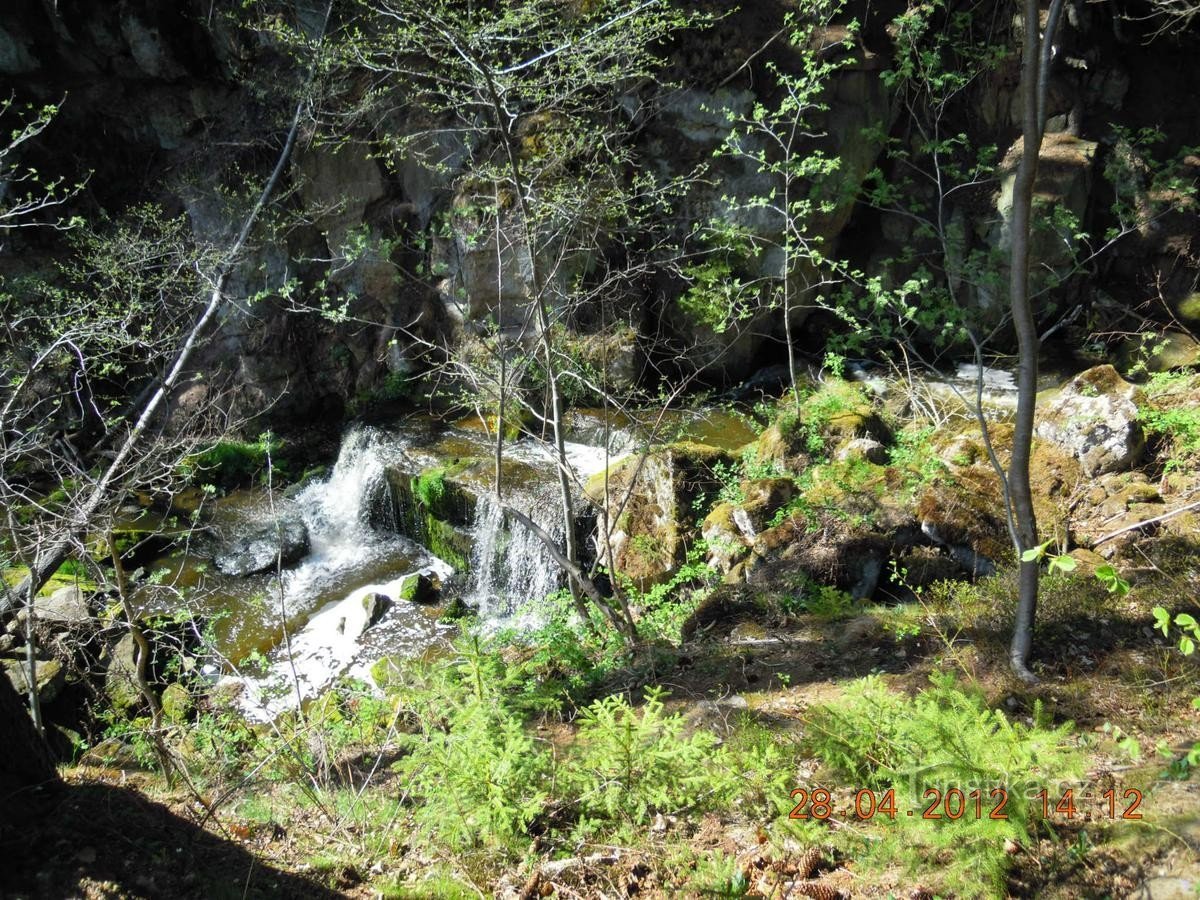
[396,572,439,605]
[1035,365,1145,476]
[213,517,310,577]
[361,591,391,626]
[4,656,65,705]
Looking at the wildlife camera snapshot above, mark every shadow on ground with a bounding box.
[1,778,344,899]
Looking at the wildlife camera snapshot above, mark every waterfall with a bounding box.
[464,490,566,622]
[281,426,406,603]
[232,425,453,721]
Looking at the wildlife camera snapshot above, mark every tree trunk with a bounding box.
[0,670,61,835]
[1008,0,1045,683]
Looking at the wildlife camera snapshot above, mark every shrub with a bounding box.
[567,687,734,834]
[803,673,1083,893]
[182,432,284,489]
[397,692,552,851]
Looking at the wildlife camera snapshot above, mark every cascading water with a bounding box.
[223,417,624,719]
[463,489,567,622]
[234,426,452,720]
[280,426,402,601]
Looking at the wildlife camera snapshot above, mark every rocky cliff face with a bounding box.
[2,0,1198,427]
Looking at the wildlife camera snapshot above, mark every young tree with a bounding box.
[1007,0,1067,682]
[333,0,701,635]
[712,2,852,408]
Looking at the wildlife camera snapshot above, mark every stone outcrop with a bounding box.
[213,517,310,577]
[585,442,734,589]
[1035,365,1145,476]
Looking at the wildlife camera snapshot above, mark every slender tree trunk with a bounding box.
[782,169,800,412]
[1008,0,1045,683]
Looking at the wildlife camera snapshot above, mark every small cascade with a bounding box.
[281,426,407,603]
[228,425,457,720]
[464,490,567,621]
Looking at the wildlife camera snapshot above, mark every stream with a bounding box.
[137,406,755,721]
[139,362,1067,721]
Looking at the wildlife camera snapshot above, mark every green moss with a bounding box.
[161,682,192,724]
[182,433,286,490]
[413,467,447,511]
[1,563,97,597]
[424,516,471,572]
[1175,292,1200,326]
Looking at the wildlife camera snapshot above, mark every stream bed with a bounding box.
[136,362,1062,721]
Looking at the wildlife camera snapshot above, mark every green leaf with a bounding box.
[1048,554,1077,573]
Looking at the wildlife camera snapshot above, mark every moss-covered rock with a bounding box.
[756,380,888,466]
[701,478,798,573]
[397,571,440,605]
[4,655,65,705]
[585,441,734,589]
[378,464,477,571]
[104,633,143,715]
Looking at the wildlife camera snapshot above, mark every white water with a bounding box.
[232,426,452,720]
[227,421,624,719]
[280,427,401,602]
[236,567,451,722]
[464,491,566,623]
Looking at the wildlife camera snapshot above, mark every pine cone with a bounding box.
[795,847,826,880]
[792,881,841,900]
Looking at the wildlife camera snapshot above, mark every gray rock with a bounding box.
[836,437,889,466]
[361,591,391,625]
[22,585,93,626]
[1035,365,1145,475]
[105,632,142,713]
[4,656,65,705]
[214,517,310,577]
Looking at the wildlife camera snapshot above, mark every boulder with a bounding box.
[361,591,391,626]
[213,517,310,577]
[15,585,94,629]
[4,656,65,705]
[701,478,797,573]
[1035,365,1145,476]
[981,134,1098,327]
[396,572,439,605]
[836,437,889,465]
[104,633,143,714]
[585,441,734,589]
